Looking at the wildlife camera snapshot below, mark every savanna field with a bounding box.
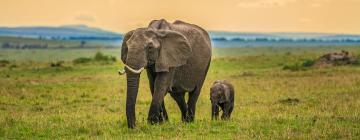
[1,46,360,139]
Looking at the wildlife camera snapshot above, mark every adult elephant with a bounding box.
[120,19,212,128]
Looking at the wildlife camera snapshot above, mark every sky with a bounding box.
[1,0,360,34]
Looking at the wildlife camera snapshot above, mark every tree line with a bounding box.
[212,37,360,43]
[1,41,118,49]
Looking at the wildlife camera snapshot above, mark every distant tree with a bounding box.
[231,38,246,42]
[212,37,227,41]
[80,41,86,48]
[58,45,65,49]
[2,42,10,48]
[255,38,269,42]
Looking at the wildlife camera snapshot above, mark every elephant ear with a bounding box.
[219,84,230,103]
[121,30,134,63]
[148,19,171,30]
[155,30,192,72]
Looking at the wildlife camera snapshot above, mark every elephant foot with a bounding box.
[211,116,219,120]
[160,110,169,122]
[221,114,230,120]
[181,113,194,123]
[127,121,136,129]
[128,124,135,129]
[148,114,165,125]
[184,111,195,122]
[183,118,192,123]
[158,114,166,123]
[162,113,169,121]
[181,115,189,122]
[186,116,194,122]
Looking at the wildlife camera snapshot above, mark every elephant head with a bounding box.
[210,81,231,104]
[120,28,192,128]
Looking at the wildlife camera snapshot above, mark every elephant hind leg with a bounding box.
[187,86,202,122]
[170,92,188,122]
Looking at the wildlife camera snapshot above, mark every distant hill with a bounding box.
[209,31,360,47]
[0,25,122,40]
[1,25,360,48]
[209,31,360,40]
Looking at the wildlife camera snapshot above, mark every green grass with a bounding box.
[1,46,360,139]
[3,45,360,61]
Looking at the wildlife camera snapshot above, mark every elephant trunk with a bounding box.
[125,71,140,128]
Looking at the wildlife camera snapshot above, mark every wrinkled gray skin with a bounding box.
[210,80,234,120]
[121,19,212,128]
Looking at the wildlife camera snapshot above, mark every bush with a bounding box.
[73,57,92,64]
[0,60,10,67]
[283,63,304,71]
[50,61,64,67]
[283,59,316,71]
[302,59,315,67]
[94,52,106,61]
[94,52,116,62]
[73,52,117,65]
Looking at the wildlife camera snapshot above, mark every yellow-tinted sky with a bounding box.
[1,0,360,34]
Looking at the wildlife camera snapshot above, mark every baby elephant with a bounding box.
[210,80,234,120]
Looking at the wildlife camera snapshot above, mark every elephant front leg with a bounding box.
[146,69,168,122]
[148,101,163,124]
[160,101,169,121]
[148,72,172,124]
[211,104,219,120]
[221,103,232,120]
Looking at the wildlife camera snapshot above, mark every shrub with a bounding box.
[9,64,17,69]
[302,59,315,67]
[283,63,304,71]
[283,59,316,71]
[278,98,300,105]
[94,52,116,62]
[72,52,117,65]
[50,61,64,67]
[73,57,92,64]
[0,60,10,67]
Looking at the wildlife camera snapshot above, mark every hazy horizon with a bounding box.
[2,24,360,35]
[1,0,360,34]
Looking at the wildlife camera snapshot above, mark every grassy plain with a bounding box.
[1,46,360,139]
[0,36,119,49]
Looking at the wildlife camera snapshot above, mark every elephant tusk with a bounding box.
[118,69,126,75]
[124,64,144,74]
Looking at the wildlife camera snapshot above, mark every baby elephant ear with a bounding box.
[155,30,192,72]
[220,84,231,103]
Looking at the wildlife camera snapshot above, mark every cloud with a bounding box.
[74,13,96,22]
[237,0,297,8]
